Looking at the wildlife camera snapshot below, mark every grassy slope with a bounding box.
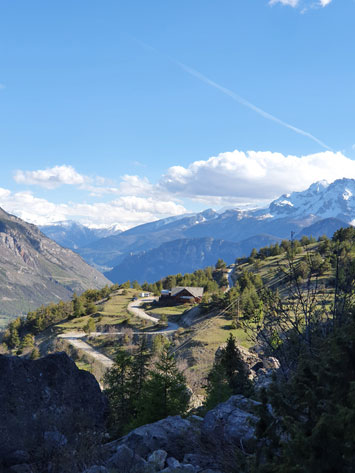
[173,241,336,393]
[56,289,153,332]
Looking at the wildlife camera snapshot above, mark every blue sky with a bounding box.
[1,0,355,228]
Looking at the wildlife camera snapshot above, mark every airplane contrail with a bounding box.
[133,37,332,151]
[175,61,332,151]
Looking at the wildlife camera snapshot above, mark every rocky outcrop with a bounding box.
[87,395,260,473]
[215,343,280,390]
[201,395,259,453]
[0,352,108,469]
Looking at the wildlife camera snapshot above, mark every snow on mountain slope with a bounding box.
[267,178,355,222]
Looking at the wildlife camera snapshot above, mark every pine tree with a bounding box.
[131,336,151,401]
[134,346,190,426]
[84,317,96,334]
[9,328,20,349]
[72,294,85,318]
[103,349,134,437]
[204,333,253,410]
[204,362,232,411]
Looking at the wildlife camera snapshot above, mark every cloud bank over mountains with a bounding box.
[159,150,353,201]
[1,149,354,228]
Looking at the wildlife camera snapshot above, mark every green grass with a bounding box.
[193,316,253,349]
[75,361,93,372]
[55,289,141,332]
[143,302,193,317]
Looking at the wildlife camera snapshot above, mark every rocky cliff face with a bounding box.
[0,352,108,470]
[0,207,111,316]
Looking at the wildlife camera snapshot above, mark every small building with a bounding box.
[140,292,152,297]
[170,286,204,304]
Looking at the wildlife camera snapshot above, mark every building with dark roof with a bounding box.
[161,286,204,304]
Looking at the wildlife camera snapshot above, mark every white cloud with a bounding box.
[0,84,5,90]
[14,165,87,189]
[159,150,355,201]
[0,187,186,229]
[269,0,299,6]
[5,149,353,229]
[118,175,154,196]
[269,0,332,8]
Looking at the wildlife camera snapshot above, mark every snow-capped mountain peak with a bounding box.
[268,178,355,222]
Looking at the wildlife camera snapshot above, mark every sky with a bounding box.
[1,0,355,229]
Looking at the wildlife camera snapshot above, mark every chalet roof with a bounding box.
[171,286,204,298]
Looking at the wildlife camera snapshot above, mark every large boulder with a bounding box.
[105,416,201,461]
[0,352,108,467]
[201,395,259,453]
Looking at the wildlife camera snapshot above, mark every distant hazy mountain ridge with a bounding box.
[105,235,281,283]
[40,220,122,250]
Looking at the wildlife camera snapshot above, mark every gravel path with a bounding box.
[57,297,180,367]
[58,332,114,368]
[127,297,179,332]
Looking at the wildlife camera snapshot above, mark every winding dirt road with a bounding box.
[127,297,179,332]
[58,331,114,368]
[58,297,179,368]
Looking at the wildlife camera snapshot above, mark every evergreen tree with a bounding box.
[131,336,151,402]
[204,362,232,411]
[215,258,227,269]
[8,327,20,349]
[84,317,96,334]
[103,349,135,436]
[30,347,40,359]
[85,300,97,315]
[21,333,34,348]
[204,333,253,410]
[72,293,85,318]
[134,346,190,427]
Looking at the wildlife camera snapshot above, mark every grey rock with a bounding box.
[161,465,196,473]
[43,431,68,449]
[107,444,147,472]
[201,395,259,453]
[166,457,181,468]
[82,467,109,473]
[8,465,33,473]
[263,357,280,370]
[178,465,196,473]
[3,450,30,467]
[148,449,168,470]
[251,361,264,372]
[0,353,108,467]
[188,415,204,423]
[183,453,218,470]
[200,470,224,473]
[110,415,201,460]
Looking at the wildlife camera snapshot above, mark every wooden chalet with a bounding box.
[160,286,204,304]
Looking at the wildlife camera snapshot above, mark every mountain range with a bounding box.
[39,221,122,251]
[0,208,110,319]
[40,178,354,283]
